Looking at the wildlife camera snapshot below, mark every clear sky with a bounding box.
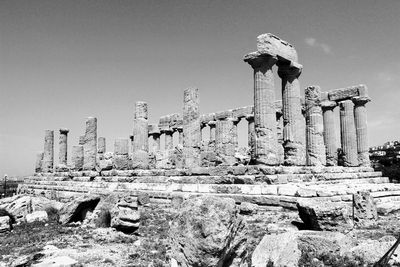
[1,0,400,176]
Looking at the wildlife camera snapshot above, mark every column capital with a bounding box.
[352,96,371,106]
[59,128,69,134]
[320,100,337,110]
[243,51,278,69]
[160,128,173,135]
[207,121,216,127]
[277,61,302,79]
[245,114,254,122]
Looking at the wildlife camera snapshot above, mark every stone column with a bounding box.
[42,130,54,172]
[83,117,97,170]
[98,137,106,161]
[58,128,69,167]
[244,52,279,165]
[177,127,183,146]
[164,129,174,150]
[132,101,149,169]
[276,111,284,165]
[114,139,129,170]
[208,121,216,146]
[71,145,84,171]
[245,115,256,162]
[321,93,338,166]
[35,152,44,173]
[148,124,161,153]
[305,86,326,166]
[340,100,358,166]
[215,119,236,165]
[183,88,201,168]
[232,118,240,149]
[278,62,305,165]
[129,135,134,155]
[353,87,371,166]
[133,101,149,152]
[98,137,106,154]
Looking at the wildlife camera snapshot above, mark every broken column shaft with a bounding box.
[42,130,54,172]
[132,101,149,169]
[72,145,84,171]
[58,128,69,166]
[83,117,97,170]
[183,88,201,168]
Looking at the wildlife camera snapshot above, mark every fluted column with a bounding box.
[208,121,216,146]
[353,92,371,166]
[244,52,279,165]
[164,129,174,150]
[132,101,149,169]
[177,128,183,146]
[83,117,97,170]
[148,124,161,153]
[183,88,201,168]
[58,128,69,166]
[305,86,326,166]
[276,111,284,165]
[35,152,44,173]
[340,100,358,166]
[71,145,84,171]
[278,62,305,165]
[232,118,240,149]
[215,119,236,165]
[321,93,338,166]
[42,130,54,172]
[245,115,256,162]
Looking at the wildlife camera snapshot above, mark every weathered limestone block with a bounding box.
[26,210,48,224]
[110,196,140,233]
[0,216,11,233]
[278,62,305,166]
[133,101,149,169]
[58,128,69,167]
[42,130,54,172]
[215,119,236,166]
[169,196,247,267]
[244,52,279,165]
[256,33,298,63]
[328,85,360,101]
[321,92,338,166]
[215,110,233,121]
[305,86,326,166]
[297,199,353,231]
[232,106,253,119]
[83,117,97,170]
[183,88,201,168]
[35,152,44,173]
[353,191,377,226]
[71,145,84,171]
[340,100,358,166]
[251,231,354,267]
[353,89,371,167]
[59,195,100,225]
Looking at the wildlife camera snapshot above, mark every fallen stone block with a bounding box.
[297,199,353,231]
[0,216,11,233]
[110,196,140,233]
[59,195,100,225]
[26,210,48,224]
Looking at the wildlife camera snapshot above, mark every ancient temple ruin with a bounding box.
[22,33,399,210]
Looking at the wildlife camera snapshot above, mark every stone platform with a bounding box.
[19,166,399,211]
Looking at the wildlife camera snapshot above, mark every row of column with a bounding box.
[306,86,371,167]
